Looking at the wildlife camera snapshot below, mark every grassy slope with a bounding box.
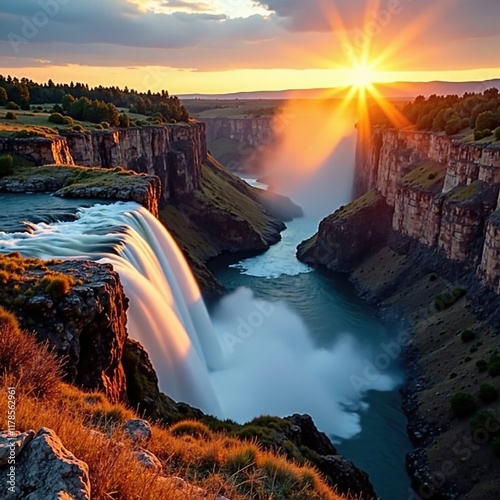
[0,304,355,500]
[351,247,500,497]
[1,155,154,191]
[160,155,284,296]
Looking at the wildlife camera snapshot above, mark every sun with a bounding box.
[348,62,378,90]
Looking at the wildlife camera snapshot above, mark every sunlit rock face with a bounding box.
[0,122,207,205]
[304,127,500,291]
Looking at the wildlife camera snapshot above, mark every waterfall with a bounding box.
[0,202,222,415]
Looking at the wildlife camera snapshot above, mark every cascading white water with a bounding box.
[1,199,400,438]
[0,202,223,415]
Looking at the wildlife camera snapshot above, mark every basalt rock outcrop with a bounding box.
[200,117,275,171]
[1,260,128,403]
[0,428,91,500]
[300,127,500,293]
[0,122,207,206]
[299,127,500,499]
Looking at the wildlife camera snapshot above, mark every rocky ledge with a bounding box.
[0,163,161,217]
[0,258,128,403]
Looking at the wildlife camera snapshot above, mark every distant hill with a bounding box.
[181,79,500,101]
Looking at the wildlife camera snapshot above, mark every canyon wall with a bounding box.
[200,117,275,171]
[0,122,207,205]
[202,117,274,147]
[300,127,500,294]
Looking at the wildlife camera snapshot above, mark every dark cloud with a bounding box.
[256,0,500,40]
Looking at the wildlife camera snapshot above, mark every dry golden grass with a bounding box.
[0,307,358,500]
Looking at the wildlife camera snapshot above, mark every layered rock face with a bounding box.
[0,136,74,165]
[3,260,128,403]
[200,117,275,171]
[202,117,274,147]
[0,122,207,205]
[301,127,500,293]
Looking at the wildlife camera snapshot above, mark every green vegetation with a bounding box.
[460,329,477,343]
[332,189,381,221]
[447,181,482,203]
[476,359,488,372]
[0,253,75,309]
[450,392,477,417]
[488,353,500,377]
[400,88,500,141]
[434,287,466,311]
[478,384,499,404]
[401,161,446,191]
[6,101,20,111]
[0,154,14,178]
[184,98,281,119]
[0,74,189,123]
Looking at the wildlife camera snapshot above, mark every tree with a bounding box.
[445,116,463,136]
[62,93,76,113]
[476,111,500,132]
[119,113,130,128]
[0,87,7,106]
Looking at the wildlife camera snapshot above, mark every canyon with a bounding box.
[299,127,500,499]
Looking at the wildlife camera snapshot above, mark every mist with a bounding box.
[262,97,358,219]
[210,288,400,440]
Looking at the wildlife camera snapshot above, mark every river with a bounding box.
[209,212,413,500]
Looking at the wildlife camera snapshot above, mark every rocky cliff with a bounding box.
[200,117,275,171]
[299,128,500,498]
[0,258,128,403]
[0,122,207,205]
[301,127,500,293]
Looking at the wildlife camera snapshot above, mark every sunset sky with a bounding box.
[0,0,499,94]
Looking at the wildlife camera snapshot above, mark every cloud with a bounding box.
[0,0,498,76]
[160,0,212,12]
[256,0,500,40]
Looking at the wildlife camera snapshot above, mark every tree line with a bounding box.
[0,75,190,126]
[400,88,500,139]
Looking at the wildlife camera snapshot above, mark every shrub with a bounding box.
[6,101,20,110]
[489,361,500,377]
[100,121,110,129]
[434,287,466,311]
[5,111,16,120]
[119,113,130,128]
[429,273,437,282]
[482,128,493,138]
[470,408,500,438]
[48,112,66,124]
[225,444,258,474]
[41,272,75,298]
[0,306,62,399]
[170,420,213,440]
[461,330,476,342]
[478,384,499,404]
[495,127,500,141]
[72,124,84,133]
[450,392,477,417]
[0,154,14,178]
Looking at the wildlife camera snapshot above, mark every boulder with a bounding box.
[0,430,35,467]
[6,427,91,500]
[122,419,152,444]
